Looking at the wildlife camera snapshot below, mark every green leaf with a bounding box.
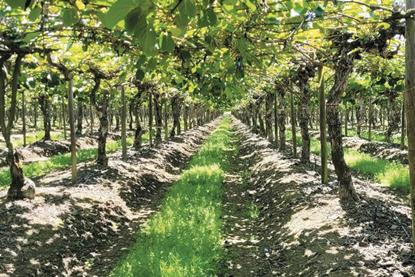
[377,22,390,30]
[244,0,256,11]
[5,0,26,9]
[160,34,175,53]
[175,0,196,29]
[101,0,141,29]
[119,71,127,82]
[5,0,25,9]
[125,7,147,34]
[199,8,217,27]
[265,14,279,25]
[134,25,147,41]
[198,15,208,28]
[147,58,157,70]
[22,31,40,43]
[222,0,237,12]
[294,3,306,15]
[179,49,191,61]
[28,6,41,21]
[143,29,157,56]
[205,35,213,44]
[206,8,217,25]
[125,8,139,32]
[175,12,190,29]
[136,69,145,80]
[62,8,79,26]
[179,0,196,18]
[135,55,147,69]
[74,0,85,10]
[236,38,248,53]
[314,5,324,17]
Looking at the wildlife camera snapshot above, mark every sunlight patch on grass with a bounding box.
[344,149,409,193]
[284,128,409,193]
[112,118,234,277]
[9,131,64,148]
[346,128,406,145]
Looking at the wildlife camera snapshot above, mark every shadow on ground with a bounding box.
[220,118,414,276]
[0,120,220,276]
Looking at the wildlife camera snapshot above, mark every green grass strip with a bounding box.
[112,117,234,277]
[286,127,410,193]
[344,148,410,193]
[346,128,406,145]
[0,131,64,149]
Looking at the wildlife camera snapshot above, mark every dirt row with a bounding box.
[220,125,266,276]
[221,117,415,276]
[0,120,220,277]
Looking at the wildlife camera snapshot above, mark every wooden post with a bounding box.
[68,74,77,184]
[402,96,406,149]
[277,91,286,150]
[59,99,63,129]
[274,92,278,146]
[33,103,38,128]
[405,0,415,252]
[368,97,373,141]
[148,90,153,147]
[290,89,297,158]
[22,90,26,146]
[184,105,188,131]
[62,96,67,140]
[344,105,348,137]
[318,65,328,185]
[350,108,354,129]
[90,100,94,135]
[164,99,168,141]
[121,86,127,159]
[265,93,273,142]
[379,106,386,131]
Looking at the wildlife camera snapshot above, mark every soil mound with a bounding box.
[0,119,220,276]
[227,118,414,276]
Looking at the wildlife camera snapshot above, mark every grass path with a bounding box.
[112,117,235,276]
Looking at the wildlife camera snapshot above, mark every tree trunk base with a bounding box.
[96,157,108,167]
[134,127,143,149]
[7,177,36,200]
[339,178,359,204]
